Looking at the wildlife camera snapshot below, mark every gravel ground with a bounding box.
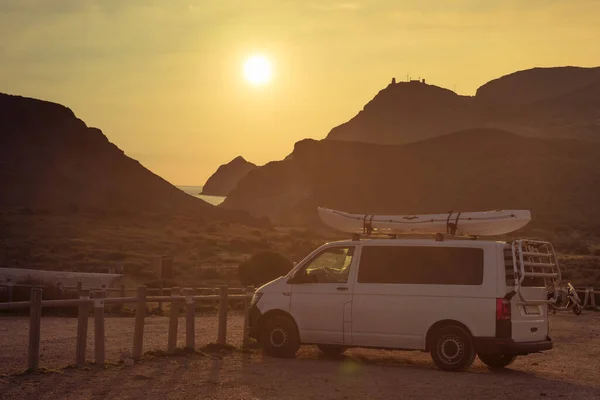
[1,312,599,399]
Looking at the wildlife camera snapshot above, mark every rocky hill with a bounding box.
[0,92,272,275]
[476,66,600,108]
[326,66,600,144]
[327,80,483,144]
[202,156,257,196]
[0,93,252,222]
[222,129,600,231]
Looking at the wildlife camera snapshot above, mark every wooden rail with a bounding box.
[0,285,255,372]
[575,287,599,310]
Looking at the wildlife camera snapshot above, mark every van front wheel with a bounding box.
[478,353,517,369]
[261,315,300,358]
[430,326,476,372]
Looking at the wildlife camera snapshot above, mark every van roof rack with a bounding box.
[350,233,479,241]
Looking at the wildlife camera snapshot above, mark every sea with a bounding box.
[176,185,226,206]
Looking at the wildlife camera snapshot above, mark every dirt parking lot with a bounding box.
[1,312,599,399]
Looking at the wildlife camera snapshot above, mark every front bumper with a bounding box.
[474,337,553,355]
[248,304,262,340]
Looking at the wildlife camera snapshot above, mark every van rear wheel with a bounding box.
[317,344,347,357]
[478,353,517,369]
[430,325,476,372]
[261,315,300,358]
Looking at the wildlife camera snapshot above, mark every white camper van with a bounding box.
[249,209,559,371]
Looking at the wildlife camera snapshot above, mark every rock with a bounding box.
[119,351,133,362]
[124,358,135,367]
[202,156,257,196]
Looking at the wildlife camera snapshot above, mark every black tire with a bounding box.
[261,315,300,358]
[573,304,582,315]
[478,353,517,369]
[317,344,347,357]
[430,325,476,372]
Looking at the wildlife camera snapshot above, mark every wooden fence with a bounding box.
[575,287,599,310]
[0,285,255,372]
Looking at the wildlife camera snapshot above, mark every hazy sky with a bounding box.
[1,0,599,184]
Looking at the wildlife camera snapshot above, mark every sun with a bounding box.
[243,55,273,86]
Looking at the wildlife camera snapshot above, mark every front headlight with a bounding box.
[251,292,263,307]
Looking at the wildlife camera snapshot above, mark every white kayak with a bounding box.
[318,207,531,236]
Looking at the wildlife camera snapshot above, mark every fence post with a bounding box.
[117,284,126,312]
[77,281,82,297]
[28,288,42,371]
[7,280,13,303]
[591,288,597,309]
[158,280,164,311]
[75,289,91,367]
[242,286,254,350]
[583,288,590,309]
[93,291,106,366]
[185,288,195,351]
[218,285,228,345]
[132,285,147,360]
[168,287,180,354]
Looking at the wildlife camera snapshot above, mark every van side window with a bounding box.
[302,247,355,283]
[358,246,483,285]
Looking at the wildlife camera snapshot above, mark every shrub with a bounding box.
[199,268,222,280]
[228,238,270,253]
[564,242,591,255]
[238,251,294,287]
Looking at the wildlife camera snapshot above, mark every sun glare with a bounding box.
[243,55,272,86]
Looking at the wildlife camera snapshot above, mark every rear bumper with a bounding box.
[474,337,553,355]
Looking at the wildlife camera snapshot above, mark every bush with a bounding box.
[563,242,591,255]
[228,238,271,254]
[238,251,294,287]
[199,268,222,280]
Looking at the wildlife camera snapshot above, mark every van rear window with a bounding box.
[358,246,484,285]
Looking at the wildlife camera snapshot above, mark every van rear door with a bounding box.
[503,246,549,343]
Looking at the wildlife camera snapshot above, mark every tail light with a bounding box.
[496,298,511,320]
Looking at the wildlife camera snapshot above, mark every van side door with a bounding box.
[289,246,356,345]
[352,244,489,350]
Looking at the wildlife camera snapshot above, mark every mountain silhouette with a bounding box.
[202,156,257,196]
[476,66,600,108]
[0,93,254,223]
[222,128,600,230]
[325,66,600,145]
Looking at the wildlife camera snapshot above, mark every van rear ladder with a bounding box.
[509,240,561,305]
